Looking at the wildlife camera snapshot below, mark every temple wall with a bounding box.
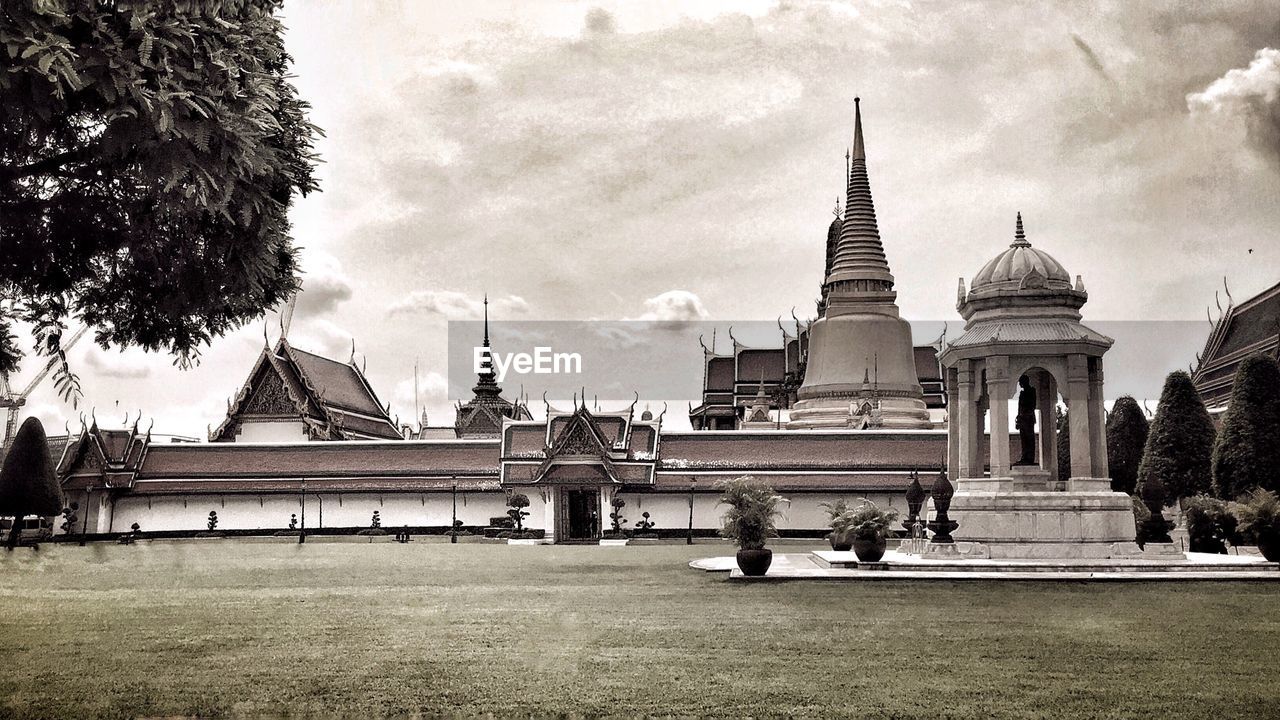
[76,490,912,534]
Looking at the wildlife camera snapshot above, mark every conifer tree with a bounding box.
[1137,372,1216,506]
[0,417,63,548]
[1212,354,1280,499]
[1106,395,1149,494]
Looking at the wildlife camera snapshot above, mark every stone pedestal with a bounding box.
[950,477,1137,559]
[788,395,931,429]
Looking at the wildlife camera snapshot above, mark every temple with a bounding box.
[47,99,1058,542]
[788,99,933,429]
[1193,279,1280,418]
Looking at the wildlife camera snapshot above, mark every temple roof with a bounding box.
[1193,279,1280,409]
[969,214,1072,294]
[211,339,402,442]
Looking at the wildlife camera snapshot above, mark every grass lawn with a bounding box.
[2,540,1278,719]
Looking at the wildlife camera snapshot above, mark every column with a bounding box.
[1088,359,1109,479]
[1038,371,1058,479]
[543,489,557,543]
[600,486,615,538]
[946,366,960,481]
[956,361,977,479]
[986,356,1010,478]
[1067,354,1092,480]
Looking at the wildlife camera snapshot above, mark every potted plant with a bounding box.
[846,500,899,562]
[1233,489,1280,562]
[1183,495,1237,554]
[819,499,854,551]
[717,476,786,576]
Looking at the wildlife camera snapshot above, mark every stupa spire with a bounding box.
[1012,212,1030,248]
[825,97,895,291]
[473,293,500,398]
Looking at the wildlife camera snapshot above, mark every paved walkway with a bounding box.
[690,550,1280,582]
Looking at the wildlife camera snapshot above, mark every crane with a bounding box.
[0,326,89,450]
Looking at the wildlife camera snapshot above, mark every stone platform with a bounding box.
[689,550,1280,582]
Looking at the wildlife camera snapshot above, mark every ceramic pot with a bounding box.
[735,548,773,576]
[852,535,887,562]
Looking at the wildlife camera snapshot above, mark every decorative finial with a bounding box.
[1012,212,1030,247]
[482,293,490,348]
[851,96,866,161]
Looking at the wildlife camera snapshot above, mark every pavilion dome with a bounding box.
[969,213,1072,294]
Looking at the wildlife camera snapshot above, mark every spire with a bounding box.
[472,294,500,399]
[1012,212,1030,248]
[482,293,490,347]
[825,96,895,290]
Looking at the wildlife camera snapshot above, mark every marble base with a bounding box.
[950,478,1137,559]
[787,396,932,430]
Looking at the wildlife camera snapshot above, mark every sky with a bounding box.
[14,0,1280,438]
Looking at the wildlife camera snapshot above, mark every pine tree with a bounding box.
[1137,371,1216,506]
[1106,395,1149,494]
[0,417,64,548]
[1212,354,1280,499]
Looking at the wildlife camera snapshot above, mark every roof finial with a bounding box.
[833,196,842,219]
[482,293,490,348]
[851,97,865,161]
[1012,212,1030,247]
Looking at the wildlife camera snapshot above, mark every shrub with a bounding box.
[1137,371,1215,506]
[1106,395,1149,494]
[1233,489,1280,547]
[370,510,381,529]
[717,477,786,550]
[289,514,298,530]
[0,417,63,548]
[1213,354,1280,499]
[1183,495,1237,554]
[207,511,218,532]
[130,522,141,534]
[845,500,899,542]
[506,493,530,533]
[609,496,626,533]
[635,511,655,532]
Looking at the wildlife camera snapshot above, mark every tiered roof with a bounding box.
[1193,280,1280,410]
[210,339,402,441]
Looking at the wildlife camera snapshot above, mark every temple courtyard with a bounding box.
[2,541,1279,718]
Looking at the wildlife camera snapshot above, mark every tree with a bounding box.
[506,493,530,533]
[1137,371,1216,506]
[1212,354,1280,499]
[1106,395,1149,494]
[0,417,63,548]
[0,2,319,386]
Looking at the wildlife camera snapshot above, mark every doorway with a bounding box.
[564,488,600,541]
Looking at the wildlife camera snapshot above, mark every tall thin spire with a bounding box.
[473,293,500,398]
[1012,212,1030,248]
[482,293,490,347]
[825,96,894,290]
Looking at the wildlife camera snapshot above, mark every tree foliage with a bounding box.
[1212,354,1280,499]
[0,1,320,386]
[0,417,63,547]
[1106,395,1149,494]
[1137,371,1215,506]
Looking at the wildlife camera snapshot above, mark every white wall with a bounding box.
[103,490,907,533]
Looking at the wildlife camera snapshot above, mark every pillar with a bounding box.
[600,485,615,537]
[1037,371,1058,479]
[957,361,977,479]
[1067,354,1092,480]
[986,356,1010,478]
[1088,358,1109,479]
[543,489,557,543]
[946,366,960,481]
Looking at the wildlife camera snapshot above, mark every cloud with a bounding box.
[288,319,354,359]
[82,346,152,379]
[630,290,709,322]
[294,256,355,317]
[583,7,616,37]
[392,372,450,426]
[388,291,530,320]
[1188,47,1280,169]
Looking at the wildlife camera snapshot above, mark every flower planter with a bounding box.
[827,533,852,552]
[852,535,887,562]
[1258,535,1280,562]
[735,548,773,576]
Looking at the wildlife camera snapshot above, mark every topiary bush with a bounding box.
[1138,371,1215,507]
[1107,395,1150,494]
[207,511,218,531]
[0,417,64,548]
[1183,494,1237,554]
[370,510,381,529]
[506,493,530,533]
[1213,354,1280,499]
[609,496,626,534]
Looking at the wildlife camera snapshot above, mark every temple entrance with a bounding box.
[563,488,600,541]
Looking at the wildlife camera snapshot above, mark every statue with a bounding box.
[1014,375,1037,466]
